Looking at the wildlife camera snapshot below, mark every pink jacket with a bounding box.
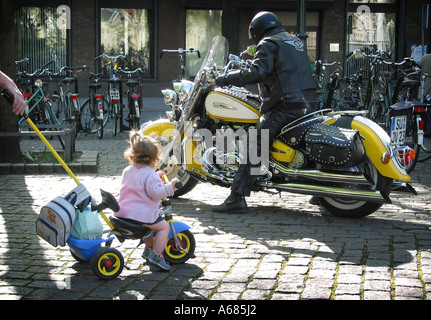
[114,164,175,224]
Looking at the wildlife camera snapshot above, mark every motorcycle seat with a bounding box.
[109,216,152,240]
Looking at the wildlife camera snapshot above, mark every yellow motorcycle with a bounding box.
[140,36,415,218]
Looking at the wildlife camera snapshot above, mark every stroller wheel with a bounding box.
[91,247,124,280]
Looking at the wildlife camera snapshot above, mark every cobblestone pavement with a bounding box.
[0,131,431,303]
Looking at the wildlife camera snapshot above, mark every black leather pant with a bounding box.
[231,100,318,196]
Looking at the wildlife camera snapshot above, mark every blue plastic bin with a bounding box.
[67,237,115,262]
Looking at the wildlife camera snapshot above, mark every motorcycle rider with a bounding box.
[212,11,319,214]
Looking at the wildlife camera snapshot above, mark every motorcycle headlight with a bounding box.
[162,89,178,105]
[179,80,194,102]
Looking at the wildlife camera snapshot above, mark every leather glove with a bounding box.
[215,75,227,87]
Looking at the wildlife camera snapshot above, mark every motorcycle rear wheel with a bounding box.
[317,157,393,218]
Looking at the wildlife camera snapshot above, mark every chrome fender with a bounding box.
[325,115,410,181]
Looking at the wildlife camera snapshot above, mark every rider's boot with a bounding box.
[212,191,248,214]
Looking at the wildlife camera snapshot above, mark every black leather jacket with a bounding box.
[223,27,317,113]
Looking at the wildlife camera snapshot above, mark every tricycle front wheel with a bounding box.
[164,230,196,264]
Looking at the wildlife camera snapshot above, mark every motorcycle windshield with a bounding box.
[195,35,229,85]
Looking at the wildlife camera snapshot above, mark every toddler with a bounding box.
[114,130,179,271]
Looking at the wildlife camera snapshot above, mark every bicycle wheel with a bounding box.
[79,98,95,133]
[96,98,109,139]
[404,115,420,173]
[43,100,66,149]
[111,102,120,136]
[127,100,140,130]
[369,72,389,125]
[68,95,81,137]
[80,97,109,136]
[50,94,62,119]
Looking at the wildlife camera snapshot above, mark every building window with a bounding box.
[185,10,222,78]
[276,11,320,64]
[349,0,396,3]
[14,7,67,71]
[100,8,151,77]
[346,0,397,76]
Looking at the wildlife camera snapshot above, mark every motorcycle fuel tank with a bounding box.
[205,88,261,123]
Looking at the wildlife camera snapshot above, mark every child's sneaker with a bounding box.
[147,252,170,271]
[142,246,155,260]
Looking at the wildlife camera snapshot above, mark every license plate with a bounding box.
[390,115,407,145]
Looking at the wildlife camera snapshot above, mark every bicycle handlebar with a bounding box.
[159,48,201,59]
[115,67,144,76]
[95,54,126,61]
[346,49,391,62]
[0,88,14,105]
[59,65,88,74]
[16,60,56,78]
[89,72,103,82]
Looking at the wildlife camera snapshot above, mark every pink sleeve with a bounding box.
[145,170,175,200]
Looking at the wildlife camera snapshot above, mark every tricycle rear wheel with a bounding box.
[91,247,124,280]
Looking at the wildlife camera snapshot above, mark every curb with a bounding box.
[0,150,98,175]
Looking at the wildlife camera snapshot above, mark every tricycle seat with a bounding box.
[109,216,152,240]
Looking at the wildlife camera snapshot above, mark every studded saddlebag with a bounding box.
[305,123,366,167]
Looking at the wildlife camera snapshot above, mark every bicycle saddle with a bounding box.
[62,77,76,84]
[89,83,102,89]
[126,80,139,86]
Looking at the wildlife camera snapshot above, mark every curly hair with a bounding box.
[124,130,161,168]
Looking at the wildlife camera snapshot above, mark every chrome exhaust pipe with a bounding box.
[257,181,390,204]
[272,162,374,185]
[191,168,390,204]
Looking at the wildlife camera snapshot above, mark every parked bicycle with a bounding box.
[15,60,65,148]
[313,60,343,110]
[160,47,200,80]
[15,60,59,125]
[116,67,144,130]
[95,54,126,136]
[385,61,431,173]
[79,72,109,139]
[51,65,88,136]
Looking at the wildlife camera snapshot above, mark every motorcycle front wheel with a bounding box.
[317,157,393,218]
[158,144,199,197]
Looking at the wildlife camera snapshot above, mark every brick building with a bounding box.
[12,0,431,120]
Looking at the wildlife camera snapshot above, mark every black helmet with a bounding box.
[248,11,282,44]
